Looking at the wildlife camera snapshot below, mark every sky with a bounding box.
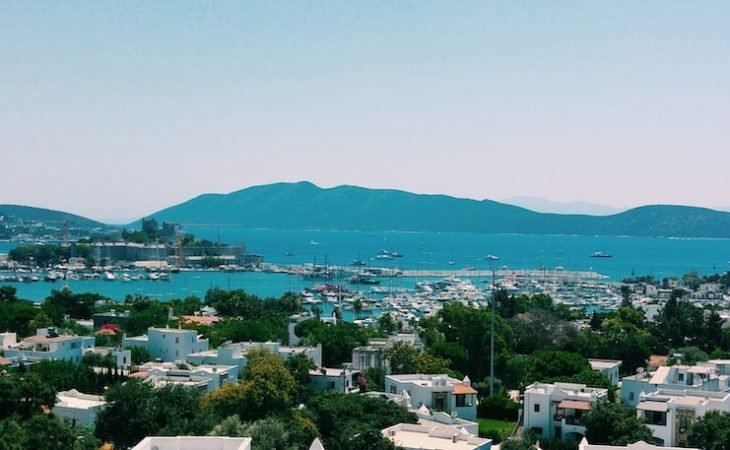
[1,1,729,222]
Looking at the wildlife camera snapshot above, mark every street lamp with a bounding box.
[486,254,499,396]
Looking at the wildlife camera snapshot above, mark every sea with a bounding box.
[1,229,729,304]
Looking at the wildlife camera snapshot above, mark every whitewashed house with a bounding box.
[621,364,729,408]
[385,374,478,421]
[636,389,730,446]
[131,436,251,450]
[382,423,492,450]
[578,437,697,450]
[3,328,95,364]
[52,389,106,427]
[123,327,208,362]
[523,382,608,441]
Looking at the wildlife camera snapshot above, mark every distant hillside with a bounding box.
[500,196,624,216]
[145,182,730,238]
[0,205,106,228]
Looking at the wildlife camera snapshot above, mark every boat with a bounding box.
[102,271,116,281]
[486,254,500,261]
[284,251,295,257]
[390,251,403,258]
[351,259,368,266]
[590,251,612,258]
[348,274,381,285]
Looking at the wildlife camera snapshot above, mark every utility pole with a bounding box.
[487,254,499,397]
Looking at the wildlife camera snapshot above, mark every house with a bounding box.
[92,309,130,330]
[588,359,622,385]
[0,332,17,348]
[122,327,208,362]
[351,334,424,373]
[131,436,251,450]
[636,389,730,446]
[578,437,697,450]
[84,346,132,369]
[52,389,106,427]
[621,364,729,408]
[309,367,362,393]
[132,361,238,392]
[385,374,478,421]
[523,382,609,441]
[382,423,492,450]
[186,340,322,372]
[3,328,95,364]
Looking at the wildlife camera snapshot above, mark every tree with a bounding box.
[0,417,26,450]
[22,415,76,450]
[203,349,298,422]
[296,319,369,367]
[307,392,417,449]
[378,313,398,335]
[688,410,730,450]
[385,341,452,375]
[95,380,210,449]
[583,401,652,445]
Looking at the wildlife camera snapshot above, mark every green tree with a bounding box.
[0,417,26,450]
[203,349,298,422]
[583,401,652,445]
[296,319,369,367]
[688,410,730,450]
[307,392,416,449]
[23,415,76,450]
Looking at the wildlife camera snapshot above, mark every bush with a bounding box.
[478,393,519,421]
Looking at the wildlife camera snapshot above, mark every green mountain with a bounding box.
[146,181,730,238]
[0,205,106,229]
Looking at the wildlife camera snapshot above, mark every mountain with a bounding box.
[146,181,730,238]
[500,196,624,216]
[0,205,106,229]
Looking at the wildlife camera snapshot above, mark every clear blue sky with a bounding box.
[1,1,728,221]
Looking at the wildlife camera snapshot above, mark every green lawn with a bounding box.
[477,418,517,440]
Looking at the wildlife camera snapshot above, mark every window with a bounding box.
[530,427,543,435]
[456,394,466,407]
[175,337,179,344]
[534,404,541,413]
[629,392,635,401]
[678,373,684,382]
[643,411,667,426]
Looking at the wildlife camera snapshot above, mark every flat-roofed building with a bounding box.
[123,327,208,363]
[385,374,478,421]
[622,364,729,408]
[588,359,622,385]
[4,328,95,364]
[636,389,730,447]
[131,436,251,450]
[52,389,106,427]
[523,382,609,441]
[578,437,697,450]
[382,423,492,450]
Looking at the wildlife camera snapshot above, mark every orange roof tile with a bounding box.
[453,384,477,395]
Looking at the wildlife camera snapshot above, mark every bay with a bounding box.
[2,229,729,303]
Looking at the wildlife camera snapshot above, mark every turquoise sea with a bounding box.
[2,229,729,302]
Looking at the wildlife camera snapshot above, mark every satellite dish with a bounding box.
[636,367,645,374]
[451,411,458,418]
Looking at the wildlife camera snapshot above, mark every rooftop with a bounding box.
[55,389,106,410]
[383,423,490,450]
[132,436,251,450]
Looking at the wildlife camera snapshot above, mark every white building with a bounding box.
[382,423,492,450]
[131,436,251,450]
[309,367,362,393]
[621,364,729,408]
[186,340,322,372]
[636,389,730,447]
[385,374,478,421]
[352,334,423,373]
[133,361,238,392]
[52,389,106,427]
[3,328,95,364]
[523,382,608,441]
[578,437,697,450]
[0,332,17,348]
[123,327,208,362]
[588,359,622,385]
